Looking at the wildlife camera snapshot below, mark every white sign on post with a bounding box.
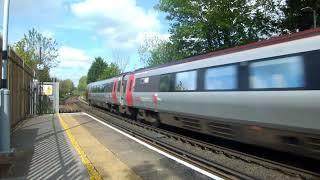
[37,64,44,70]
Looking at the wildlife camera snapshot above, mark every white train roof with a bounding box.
[88,28,320,82]
[135,30,320,77]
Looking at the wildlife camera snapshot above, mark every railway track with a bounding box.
[71,97,320,180]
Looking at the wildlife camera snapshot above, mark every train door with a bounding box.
[126,74,135,106]
[112,79,118,104]
[120,75,127,106]
[117,78,122,105]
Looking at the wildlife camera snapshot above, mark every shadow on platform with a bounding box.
[0,114,88,180]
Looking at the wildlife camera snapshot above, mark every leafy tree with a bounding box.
[59,79,74,98]
[87,57,108,84]
[14,28,59,81]
[87,57,121,83]
[281,0,320,33]
[77,76,87,92]
[112,51,129,73]
[138,35,183,67]
[38,67,51,82]
[138,35,161,66]
[14,40,34,67]
[152,0,282,64]
[98,63,121,80]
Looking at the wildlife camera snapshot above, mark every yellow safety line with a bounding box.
[58,114,102,180]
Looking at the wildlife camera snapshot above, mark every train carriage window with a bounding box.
[135,76,159,92]
[138,77,149,84]
[110,83,113,92]
[175,71,197,91]
[105,84,108,92]
[117,81,121,92]
[123,80,127,93]
[103,84,107,92]
[160,74,173,92]
[105,84,109,92]
[105,83,112,92]
[205,65,237,90]
[249,56,305,89]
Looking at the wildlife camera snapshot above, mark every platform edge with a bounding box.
[58,113,102,180]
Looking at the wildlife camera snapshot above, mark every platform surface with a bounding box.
[59,112,212,180]
[1,112,215,180]
[1,114,89,180]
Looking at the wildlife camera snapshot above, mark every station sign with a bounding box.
[37,64,45,70]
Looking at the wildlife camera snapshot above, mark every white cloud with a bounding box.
[42,30,55,39]
[57,46,91,68]
[70,0,161,50]
[51,46,92,85]
[51,67,87,86]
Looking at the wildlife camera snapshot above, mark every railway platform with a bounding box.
[1,114,89,179]
[56,112,213,180]
[1,112,215,180]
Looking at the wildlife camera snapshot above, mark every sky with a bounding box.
[0,0,170,85]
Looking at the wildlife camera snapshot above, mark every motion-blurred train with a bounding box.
[87,29,320,159]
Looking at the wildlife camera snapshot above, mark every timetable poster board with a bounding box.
[39,85,53,96]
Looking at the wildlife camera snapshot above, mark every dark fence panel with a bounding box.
[0,37,35,126]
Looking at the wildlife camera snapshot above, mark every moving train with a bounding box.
[87,28,320,159]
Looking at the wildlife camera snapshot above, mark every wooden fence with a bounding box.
[0,38,35,126]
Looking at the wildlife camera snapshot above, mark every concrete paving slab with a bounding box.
[60,113,211,180]
[1,114,89,180]
[59,114,141,180]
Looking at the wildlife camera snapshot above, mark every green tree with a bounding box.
[14,28,59,81]
[98,63,121,80]
[153,0,282,64]
[87,57,121,83]
[281,0,320,33]
[59,79,74,98]
[77,76,87,92]
[87,57,108,84]
[138,35,183,67]
[39,67,51,82]
[112,51,129,73]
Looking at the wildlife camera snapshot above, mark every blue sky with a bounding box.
[0,0,170,85]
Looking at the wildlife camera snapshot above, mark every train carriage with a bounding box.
[87,28,320,159]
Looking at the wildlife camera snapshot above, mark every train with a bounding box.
[87,28,320,159]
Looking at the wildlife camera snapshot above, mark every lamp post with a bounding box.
[301,6,317,28]
[38,47,44,114]
[0,0,11,154]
